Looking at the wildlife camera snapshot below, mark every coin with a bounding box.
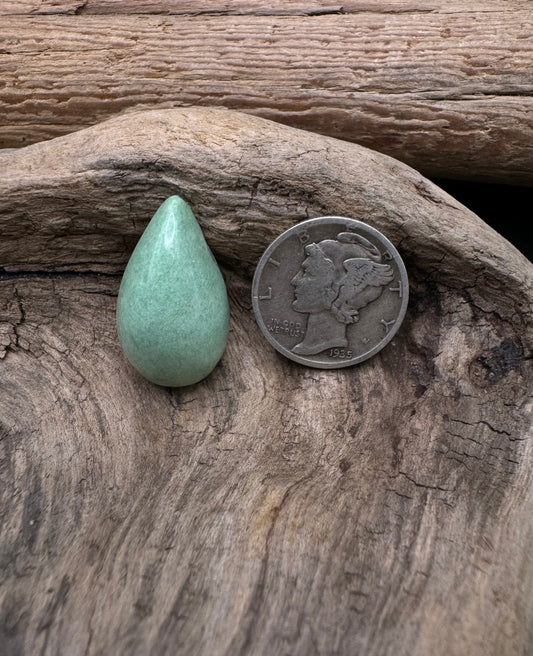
[252,216,409,369]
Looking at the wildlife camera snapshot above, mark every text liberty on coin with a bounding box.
[252,217,409,369]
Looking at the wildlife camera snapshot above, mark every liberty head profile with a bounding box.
[290,231,394,356]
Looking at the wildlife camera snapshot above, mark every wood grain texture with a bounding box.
[1,108,533,656]
[1,1,533,184]
[4,0,532,15]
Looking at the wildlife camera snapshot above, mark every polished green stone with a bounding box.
[116,196,229,387]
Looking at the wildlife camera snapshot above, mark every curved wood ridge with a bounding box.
[1,0,533,184]
[0,108,532,656]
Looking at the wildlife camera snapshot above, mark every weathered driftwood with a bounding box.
[1,108,532,656]
[1,0,533,185]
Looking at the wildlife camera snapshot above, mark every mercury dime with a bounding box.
[252,216,409,369]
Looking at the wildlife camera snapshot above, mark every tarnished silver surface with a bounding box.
[252,216,409,369]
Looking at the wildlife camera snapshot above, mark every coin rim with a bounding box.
[252,216,409,369]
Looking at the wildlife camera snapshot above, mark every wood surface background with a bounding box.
[2,1,533,654]
[1,0,533,184]
[1,107,533,656]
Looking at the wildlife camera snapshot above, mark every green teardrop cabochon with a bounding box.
[116,196,230,387]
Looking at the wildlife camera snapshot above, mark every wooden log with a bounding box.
[0,108,532,656]
[1,1,533,185]
[5,0,531,15]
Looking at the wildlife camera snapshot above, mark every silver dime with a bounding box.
[252,216,409,369]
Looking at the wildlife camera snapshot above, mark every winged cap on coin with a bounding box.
[290,232,394,356]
